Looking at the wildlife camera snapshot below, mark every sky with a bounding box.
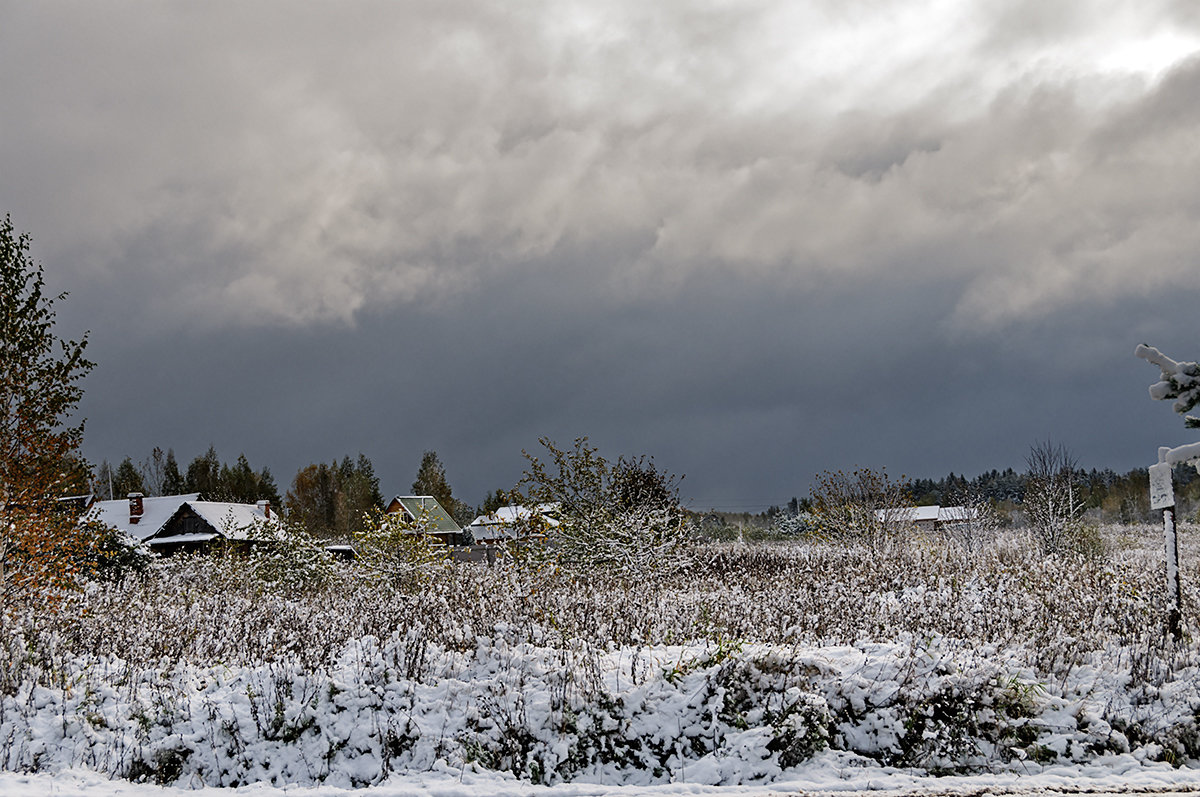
[3,0,1200,512]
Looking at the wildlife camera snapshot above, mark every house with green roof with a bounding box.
[384,495,464,545]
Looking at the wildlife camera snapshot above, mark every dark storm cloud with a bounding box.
[3,1,1200,506]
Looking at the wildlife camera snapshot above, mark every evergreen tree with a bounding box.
[175,447,278,503]
[334,455,382,538]
[92,459,115,501]
[480,489,510,516]
[411,450,470,525]
[0,214,98,617]
[221,454,258,503]
[162,448,185,495]
[112,456,145,497]
[256,465,282,507]
[356,453,384,507]
[1137,344,1200,427]
[184,446,222,498]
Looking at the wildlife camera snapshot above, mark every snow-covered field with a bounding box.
[1,525,1197,793]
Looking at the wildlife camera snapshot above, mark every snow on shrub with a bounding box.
[0,524,1197,786]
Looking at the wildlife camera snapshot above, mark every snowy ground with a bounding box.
[3,635,1198,791]
[5,759,1200,797]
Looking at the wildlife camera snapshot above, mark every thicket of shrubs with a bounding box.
[1,518,1197,785]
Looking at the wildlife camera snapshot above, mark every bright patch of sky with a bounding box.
[1089,21,1200,79]
[761,2,1200,118]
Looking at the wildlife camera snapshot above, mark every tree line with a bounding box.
[751,459,1198,528]
[92,447,282,506]
[89,440,1200,543]
[907,462,1196,524]
[89,445,486,541]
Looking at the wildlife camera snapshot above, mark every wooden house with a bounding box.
[384,495,463,545]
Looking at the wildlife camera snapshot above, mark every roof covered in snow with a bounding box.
[170,501,283,540]
[86,495,281,544]
[467,504,560,541]
[146,532,220,547]
[874,505,980,524]
[83,494,200,541]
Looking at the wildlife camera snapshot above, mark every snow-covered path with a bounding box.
[6,761,1200,797]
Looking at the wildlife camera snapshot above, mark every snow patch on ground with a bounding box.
[3,755,1200,797]
[1,633,1197,790]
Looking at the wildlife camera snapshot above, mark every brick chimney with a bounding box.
[257,500,270,518]
[128,492,144,524]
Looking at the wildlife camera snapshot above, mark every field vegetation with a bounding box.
[1,520,1197,786]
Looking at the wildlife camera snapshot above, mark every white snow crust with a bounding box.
[2,634,1198,791]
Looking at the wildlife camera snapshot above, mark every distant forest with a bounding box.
[741,464,1199,528]
[907,465,1194,524]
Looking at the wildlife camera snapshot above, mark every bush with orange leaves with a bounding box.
[1,214,98,620]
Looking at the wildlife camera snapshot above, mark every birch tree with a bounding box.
[0,215,97,617]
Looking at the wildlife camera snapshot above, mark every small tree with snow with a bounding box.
[1022,440,1089,555]
[353,506,449,589]
[808,467,912,551]
[516,437,691,578]
[243,516,336,593]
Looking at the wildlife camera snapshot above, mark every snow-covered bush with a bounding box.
[352,507,452,589]
[2,628,1198,787]
[244,517,336,593]
[516,437,692,578]
[767,511,818,539]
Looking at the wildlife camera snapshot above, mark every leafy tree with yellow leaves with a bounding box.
[1,215,97,618]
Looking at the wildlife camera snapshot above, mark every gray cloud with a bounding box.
[6,1,1198,328]
[4,1,1200,505]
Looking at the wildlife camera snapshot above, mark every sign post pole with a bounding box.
[1150,450,1182,641]
[1165,506,1182,640]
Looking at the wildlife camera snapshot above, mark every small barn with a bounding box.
[876,505,980,532]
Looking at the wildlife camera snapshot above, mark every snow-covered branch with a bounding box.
[1135,344,1200,426]
[1157,441,1200,467]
